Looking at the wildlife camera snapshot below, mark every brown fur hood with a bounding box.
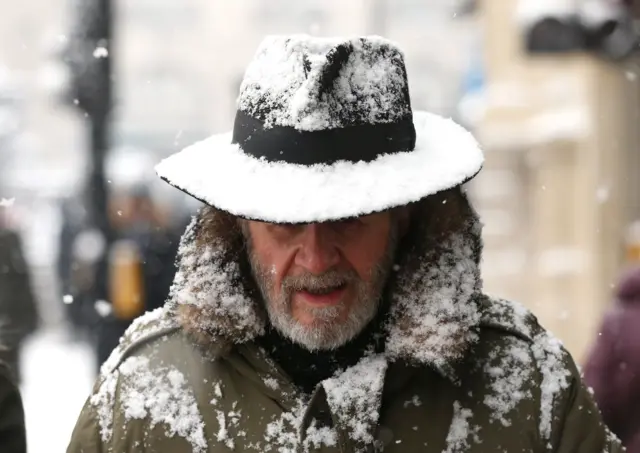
[164,187,484,374]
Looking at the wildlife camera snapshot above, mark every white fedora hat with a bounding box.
[156,35,484,223]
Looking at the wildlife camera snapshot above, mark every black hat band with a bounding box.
[231,110,417,166]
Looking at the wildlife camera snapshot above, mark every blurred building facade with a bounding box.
[0,0,85,200]
[471,0,640,361]
[0,0,87,328]
[115,0,214,153]
[189,0,475,132]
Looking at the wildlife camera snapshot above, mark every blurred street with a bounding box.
[20,329,94,453]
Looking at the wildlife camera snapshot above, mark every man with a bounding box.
[68,35,620,452]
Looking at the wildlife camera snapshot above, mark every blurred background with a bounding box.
[0,0,639,451]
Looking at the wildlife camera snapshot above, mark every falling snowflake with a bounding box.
[93,46,109,58]
[596,186,610,204]
[94,300,112,318]
[0,197,15,207]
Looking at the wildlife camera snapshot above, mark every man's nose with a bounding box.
[293,224,340,274]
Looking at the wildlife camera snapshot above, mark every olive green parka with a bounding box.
[68,194,621,453]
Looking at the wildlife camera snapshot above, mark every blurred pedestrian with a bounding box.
[584,265,640,452]
[0,359,26,453]
[0,208,39,383]
[57,196,102,340]
[94,185,182,371]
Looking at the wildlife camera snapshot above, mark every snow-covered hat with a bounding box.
[156,35,484,223]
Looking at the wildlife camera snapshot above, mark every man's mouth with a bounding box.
[297,283,347,304]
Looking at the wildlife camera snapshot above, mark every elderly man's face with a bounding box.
[244,212,400,351]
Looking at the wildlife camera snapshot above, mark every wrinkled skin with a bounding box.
[244,213,401,350]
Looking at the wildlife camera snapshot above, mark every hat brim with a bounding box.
[155,111,484,223]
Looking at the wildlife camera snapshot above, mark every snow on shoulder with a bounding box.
[479,298,572,438]
[480,298,536,339]
[90,307,209,452]
[100,307,178,375]
[91,355,207,453]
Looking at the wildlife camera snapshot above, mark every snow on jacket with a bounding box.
[584,265,640,453]
[68,192,620,453]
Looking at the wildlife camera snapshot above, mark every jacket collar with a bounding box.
[168,191,484,382]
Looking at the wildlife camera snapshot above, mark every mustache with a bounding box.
[281,269,358,293]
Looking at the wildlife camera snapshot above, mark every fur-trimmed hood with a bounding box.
[166,187,483,374]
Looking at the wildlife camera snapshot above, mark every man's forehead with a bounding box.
[237,206,413,232]
[248,214,374,227]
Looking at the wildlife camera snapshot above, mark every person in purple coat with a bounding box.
[584,265,640,452]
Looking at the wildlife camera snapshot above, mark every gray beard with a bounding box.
[247,229,398,351]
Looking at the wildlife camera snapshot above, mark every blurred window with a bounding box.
[254,2,327,31]
[388,0,455,21]
[125,0,200,27]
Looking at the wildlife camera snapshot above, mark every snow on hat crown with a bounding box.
[232,35,416,166]
[237,35,414,131]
